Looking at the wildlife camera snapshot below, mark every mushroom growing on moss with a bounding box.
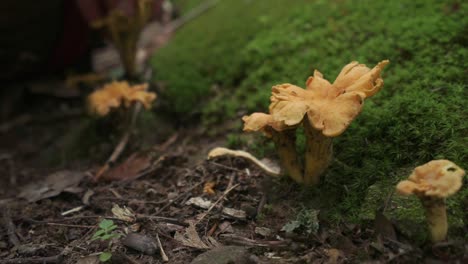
[396,160,465,242]
[240,60,389,185]
[88,81,157,116]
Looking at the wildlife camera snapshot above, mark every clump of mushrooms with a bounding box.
[210,60,389,186]
[88,81,157,116]
[396,160,465,242]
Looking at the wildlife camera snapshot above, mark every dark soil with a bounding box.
[0,99,466,264]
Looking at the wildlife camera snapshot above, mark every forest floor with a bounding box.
[0,104,466,264]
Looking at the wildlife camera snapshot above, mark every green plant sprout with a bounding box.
[92,219,121,262]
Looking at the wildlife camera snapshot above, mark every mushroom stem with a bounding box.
[271,129,304,184]
[420,196,447,242]
[303,120,333,185]
[207,147,281,177]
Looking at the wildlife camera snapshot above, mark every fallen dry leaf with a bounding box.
[102,153,152,181]
[174,222,210,249]
[112,204,136,222]
[18,170,85,202]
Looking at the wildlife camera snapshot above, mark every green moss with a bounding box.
[152,0,309,114]
[152,0,468,240]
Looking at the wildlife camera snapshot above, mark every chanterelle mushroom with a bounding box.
[396,160,465,242]
[88,81,157,116]
[243,60,389,185]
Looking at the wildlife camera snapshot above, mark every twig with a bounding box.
[23,215,188,227]
[2,207,20,247]
[0,254,62,264]
[166,0,220,33]
[41,222,96,229]
[61,206,85,216]
[152,133,179,152]
[24,219,95,228]
[155,182,204,215]
[108,188,123,198]
[256,193,267,217]
[219,234,289,248]
[137,215,189,227]
[131,155,165,181]
[196,183,240,225]
[93,103,142,181]
[155,233,169,262]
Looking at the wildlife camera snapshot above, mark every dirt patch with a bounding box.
[1,127,466,263]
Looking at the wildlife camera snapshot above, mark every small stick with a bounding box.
[61,206,85,216]
[24,215,188,227]
[155,233,169,262]
[256,193,267,217]
[24,219,95,229]
[131,155,165,181]
[93,103,142,181]
[219,234,289,248]
[206,221,218,237]
[196,183,240,225]
[152,133,179,152]
[108,188,123,199]
[137,215,189,227]
[42,223,96,229]
[166,0,220,33]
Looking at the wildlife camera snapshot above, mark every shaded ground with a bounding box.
[0,107,466,263]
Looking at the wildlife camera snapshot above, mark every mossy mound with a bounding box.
[152,0,467,240]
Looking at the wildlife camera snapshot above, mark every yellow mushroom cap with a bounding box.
[396,160,465,198]
[242,112,291,137]
[265,60,388,137]
[242,61,388,137]
[87,81,157,116]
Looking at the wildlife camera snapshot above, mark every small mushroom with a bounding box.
[88,81,157,116]
[396,160,465,242]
